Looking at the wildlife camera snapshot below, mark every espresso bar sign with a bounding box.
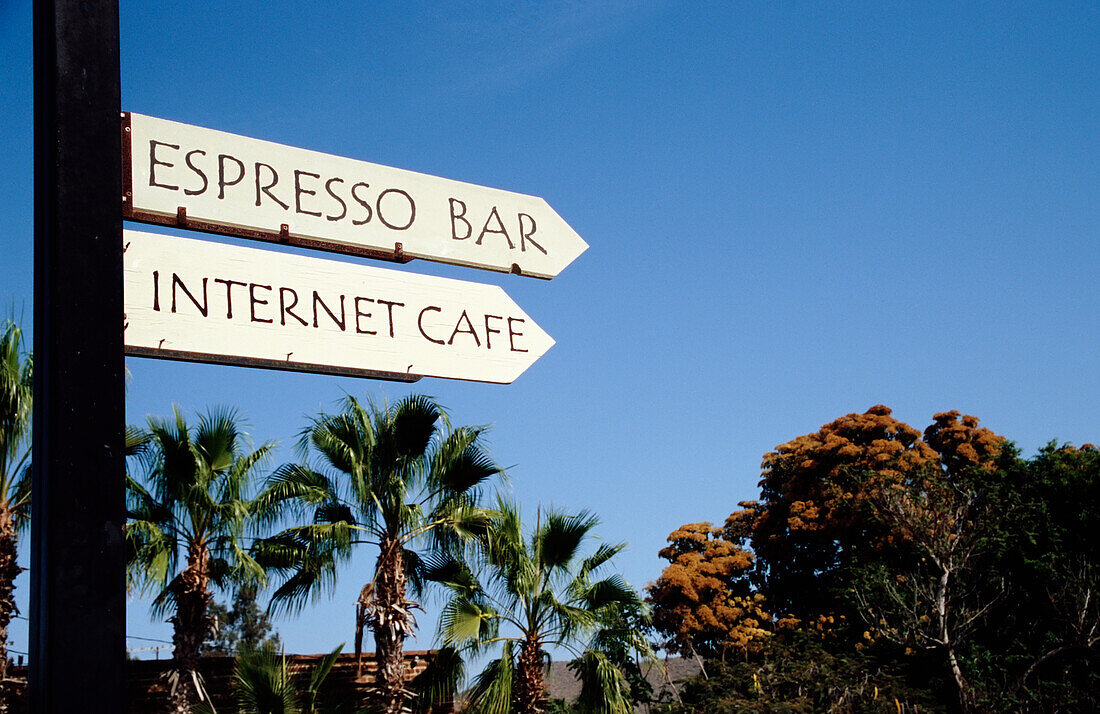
[123,231,555,384]
[123,113,588,279]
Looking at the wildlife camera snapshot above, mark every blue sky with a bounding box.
[1,1,1097,661]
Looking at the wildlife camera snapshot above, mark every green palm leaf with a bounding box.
[440,597,500,646]
[570,649,633,714]
[410,645,464,714]
[235,648,300,714]
[536,510,600,573]
[467,642,515,714]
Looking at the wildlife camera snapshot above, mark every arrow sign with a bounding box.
[122,112,587,279]
[123,231,555,384]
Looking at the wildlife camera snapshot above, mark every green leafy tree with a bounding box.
[205,585,283,655]
[0,321,31,709]
[973,442,1100,711]
[126,407,290,714]
[432,501,651,714]
[258,394,503,714]
[651,635,940,714]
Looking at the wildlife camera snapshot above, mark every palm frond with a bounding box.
[484,499,525,571]
[11,464,31,532]
[307,643,345,698]
[388,393,443,463]
[251,464,334,529]
[421,552,480,597]
[224,441,275,499]
[409,645,464,714]
[150,572,183,619]
[439,597,500,647]
[235,647,299,714]
[570,649,633,714]
[125,518,176,593]
[536,510,599,573]
[315,499,357,527]
[578,575,641,613]
[404,547,429,599]
[195,405,245,474]
[466,641,515,714]
[577,543,627,582]
[0,320,32,493]
[428,504,495,554]
[257,524,348,617]
[546,598,600,645]
[304,411,369,487]
[265,562,341,618]
[429,426,504,496]
[124,424,151,458]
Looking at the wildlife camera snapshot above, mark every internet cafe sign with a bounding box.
[123,230,554,384]
[123,113,588,279]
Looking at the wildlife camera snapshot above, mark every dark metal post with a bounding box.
[32,1,125,712]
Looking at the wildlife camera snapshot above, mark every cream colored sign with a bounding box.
[123,231,554,384]
[125,112,587,279]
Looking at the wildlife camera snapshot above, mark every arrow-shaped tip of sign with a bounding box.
[522,198,588,280]
[482,284,556,384]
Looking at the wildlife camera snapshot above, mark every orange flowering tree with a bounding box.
[649,406,1098,711]
[752,405,939,621]
[647,504,770,660]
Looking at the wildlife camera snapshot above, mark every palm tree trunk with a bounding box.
[513,637,546,714]
[355,583,371,678]
[168,543,214,714]
[370,538,414,714]
[0,507,19,714]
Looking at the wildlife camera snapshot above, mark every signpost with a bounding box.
[124,231,555,384]
[35,6,583,712]
[123,112,588,279]
[33,1,125,711]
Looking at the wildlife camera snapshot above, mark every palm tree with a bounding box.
[127,406,287,714]
[0,321,31,708]
[258,394,503,714]
[432,501,651,714]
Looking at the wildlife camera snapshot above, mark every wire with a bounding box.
[126,633,171,642]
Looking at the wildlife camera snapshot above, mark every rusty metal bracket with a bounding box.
[120,111,133,218]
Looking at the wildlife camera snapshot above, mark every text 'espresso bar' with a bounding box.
[123,112,588,279]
